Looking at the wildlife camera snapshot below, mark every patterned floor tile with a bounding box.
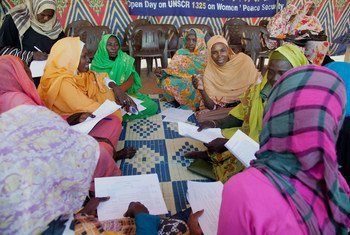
[115,96,216,214]
[160,182,177,216]
[118,140,170,182]
[124,115,165,140]
[165,138,207,181]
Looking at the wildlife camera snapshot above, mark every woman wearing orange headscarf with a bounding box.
[193,35,260,122]
[38,37,137,164]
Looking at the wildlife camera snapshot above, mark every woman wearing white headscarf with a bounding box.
[0,0,64,69]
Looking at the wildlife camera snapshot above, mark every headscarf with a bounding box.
[38,37,114,115]
[267,5,298,36]
[253,65,350,234]
[162,28,207,80]
[224,43,309,141]
[289,1,323,34]
[0,55,44,113]
[8,0,62,44]
[91,34,142,95]
[324,61,350,117]
[203,35,259,104]
[0,105,99,234]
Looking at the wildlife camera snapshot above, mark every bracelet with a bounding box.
[210,120,216,128]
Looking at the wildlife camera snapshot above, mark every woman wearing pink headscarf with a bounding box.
[218,65,350,234]
[0,55,122,191]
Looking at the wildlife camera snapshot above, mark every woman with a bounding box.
[186,44,309,183]
[0,105,100,234]
[266,4,298,49]
[325,61,350,185]
[193,35,260,122]
[91,34,158,121]
[0,0,64,65]
[155,28,207,110]
[218,65,350,234]
[0,55,127,191]
[288,1,329,65]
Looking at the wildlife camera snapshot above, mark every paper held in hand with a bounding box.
[71,99,121,134]
[187,181,223,235]
[177,122,224,144]
[95,174,168,221]
[29,60,47,77]
[224,129,259,167]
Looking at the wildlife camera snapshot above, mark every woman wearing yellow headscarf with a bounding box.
[38,37,136,118]
[187,44,309,183]
[193,35,260,121]
[39,37,138,159]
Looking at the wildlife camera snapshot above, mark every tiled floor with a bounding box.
[116,95,212,215]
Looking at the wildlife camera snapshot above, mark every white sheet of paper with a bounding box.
[224,129,259,167]
[187,181,223,235]
[95,174,168,221]
[71,99,121,134]
[160,108,193,123]
[177,122,224,144]
[121,96,146,116]
[29,60,47,77]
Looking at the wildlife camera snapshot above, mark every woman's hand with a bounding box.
[204,138,228,153]
[124,202,149,218]
[33,51,48,61]
[192,74,204,91]
[67,112,95,125]
[154,67,163,78]
[79,197,110,215]
[78,112,95,123]
[198,120,216,131]
[110,84,138,113]
[188,210,204,235]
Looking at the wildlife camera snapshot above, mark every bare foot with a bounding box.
[114,147,137,161]
[184,151,210,161]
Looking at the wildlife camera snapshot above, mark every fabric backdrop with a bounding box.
[1,0,349,55]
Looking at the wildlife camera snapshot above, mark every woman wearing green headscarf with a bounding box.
[91,34,158,122]
[185,44,310,183]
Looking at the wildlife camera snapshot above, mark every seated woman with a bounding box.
[288,1,329,65]
[0,55,132,191]
[91,34,158,121]
[218,65,350,234]
[0,108,188,234]
[38,37,137,159]
[186,44,309,183]
[324,61,350,185]
[0,0,65,85]
[193,35,260,122]
[155,28,208,110]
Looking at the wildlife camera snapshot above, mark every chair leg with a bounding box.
[135,57,141,75]
[161,54,168,68]
[258,57,265,71]
[146,58,153,76]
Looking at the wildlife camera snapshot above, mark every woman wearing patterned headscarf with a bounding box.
[0,0,65,66]
[288,1,329,65]
[155,28,208,110]
[218,65,350,234]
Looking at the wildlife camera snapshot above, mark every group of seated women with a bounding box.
[0,0,349,234]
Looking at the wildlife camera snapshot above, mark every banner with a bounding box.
[128,0,287,18]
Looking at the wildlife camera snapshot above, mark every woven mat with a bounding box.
[116,95,211,215]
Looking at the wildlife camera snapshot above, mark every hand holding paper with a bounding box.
[224,130,259,167]
[177,122,224,144]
